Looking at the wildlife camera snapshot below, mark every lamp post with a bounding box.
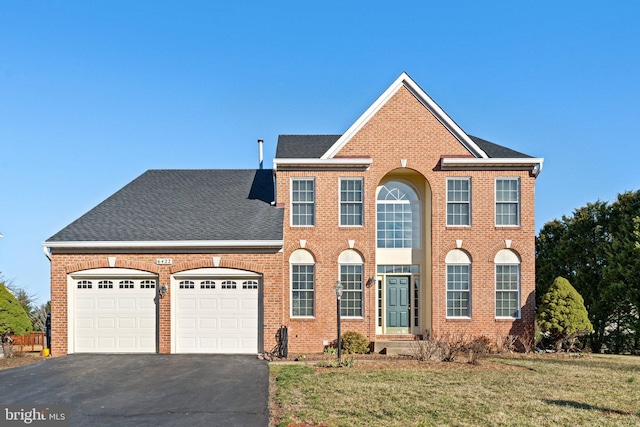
[334,280,343,362]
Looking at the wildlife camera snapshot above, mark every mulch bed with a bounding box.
[0,353,45,370]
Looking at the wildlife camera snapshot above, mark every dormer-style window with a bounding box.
[291,178,315,226]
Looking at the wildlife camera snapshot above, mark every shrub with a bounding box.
[467,336,492,365]
[538,277,593,352]
[410,338,440,361]
[0,284,33,358]
[341,331,369,354]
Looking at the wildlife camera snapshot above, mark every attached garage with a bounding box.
[68,269,158,353]
[172,268,261,354]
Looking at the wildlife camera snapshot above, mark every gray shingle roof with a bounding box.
[47,169,283,242]
[275,135,341,158]
[468,135,532,158]
[276,134,532,159]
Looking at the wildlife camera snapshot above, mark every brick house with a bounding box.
[44,73,543,356]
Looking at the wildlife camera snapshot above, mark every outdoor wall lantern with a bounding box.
[334,280,344,362]
[159,284,168,298]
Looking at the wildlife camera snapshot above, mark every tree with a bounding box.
[538,277,593,351]
[0,284,32,357]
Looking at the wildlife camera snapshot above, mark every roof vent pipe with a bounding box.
[258,139,264,170]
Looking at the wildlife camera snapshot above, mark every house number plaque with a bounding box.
[156,258,173,265]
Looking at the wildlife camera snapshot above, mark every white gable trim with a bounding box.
[321,72,488,160]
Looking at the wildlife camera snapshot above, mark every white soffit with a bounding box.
[321,72,489,160]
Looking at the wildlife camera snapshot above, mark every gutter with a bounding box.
[273,158,372,171]
[42,240,284,250]
[43,245,52,261]
[440,157,544,177]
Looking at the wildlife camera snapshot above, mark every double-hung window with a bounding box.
[445,249,471,318]
[446,178,470,226]
[338,249,364,317]
[496,178,520,226]
[292,178,315,226]
[495,249,521,318]
[290,249,315,317]
[340,178,363,226]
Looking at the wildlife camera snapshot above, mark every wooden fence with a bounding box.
[10,332,45,352]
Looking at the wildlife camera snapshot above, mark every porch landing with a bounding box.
[374,335,422,355]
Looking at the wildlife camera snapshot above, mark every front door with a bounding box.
[386,276,410,334]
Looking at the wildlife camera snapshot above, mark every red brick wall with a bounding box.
[50,252,283,356]
[276,86,537,353]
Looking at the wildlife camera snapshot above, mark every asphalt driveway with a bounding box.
[0,354,269,426]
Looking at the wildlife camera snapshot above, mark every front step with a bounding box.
[374,338,420,356]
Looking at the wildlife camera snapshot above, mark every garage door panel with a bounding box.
[76,298,95,310]
[175,278,259,354]
[97,318,116,329]
[219,299,238,310]
[73,279,157,353]
[178,298,197,310]
[117,298,137,310]
[199,318,217,329]
[198,298,217,309]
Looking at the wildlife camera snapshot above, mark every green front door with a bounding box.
[386,276,410,333]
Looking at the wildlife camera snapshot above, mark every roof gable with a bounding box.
[321,72,488,159]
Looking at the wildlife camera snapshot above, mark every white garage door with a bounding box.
[174,278,259,354]
[73,279,157,353]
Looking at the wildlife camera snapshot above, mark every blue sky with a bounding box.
[1,2,639,303]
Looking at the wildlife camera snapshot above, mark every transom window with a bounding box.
[200,280,216,289]
[242,280,258,289]
[140,280,156,289]
[221,281,237,289]
[77,280,92,289]
[338,249,364,318]
[292,178,315,226]
[496,178,520,226]
[290,249,315,317]
[495,249,521,318]
[340,178,363,226]
[446,249,471,318]
[119,280,134,289]
[447,178,471,226]
[179,280,195,289]
[376,181,420,248]
[98,280,114,289]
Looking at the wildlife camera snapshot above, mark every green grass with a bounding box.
[269,355,640,426]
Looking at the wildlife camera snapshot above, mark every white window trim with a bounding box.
[445,249,472,319]
[290,177,316,227]
[375,180,421,249]
[446,177,471,227]
[338,177,364,228]
[495,177,521,227]
[495,262,521,320]
[290,262,315,319]
[338,249,365,319]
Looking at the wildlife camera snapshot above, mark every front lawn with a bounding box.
[269,354,640,426]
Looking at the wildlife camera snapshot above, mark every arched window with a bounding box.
[376,180,420,248]
[445,249,471,318]
[290,249,315,317]
[495,249,521,318]
[338,249,364,318]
